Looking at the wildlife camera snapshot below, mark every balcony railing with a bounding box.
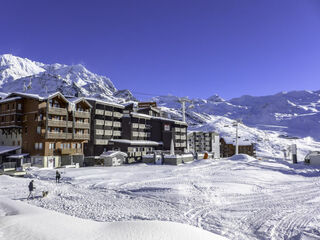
[48,107,68,115]
[95,109,104,115]
[105,111,113,117]
[74,134,90,140]
[113,121,121,128]
[113,112,123,118]
[95,139,109,145]
[105,130,112,136]
[74,122,90,129]
[105,120,113,127]
[95,129,104,135]
[95,119,104,125]
[74,111,90,118]
[47,132,72,139]
[113,130,121,136]
[47,120,67,128]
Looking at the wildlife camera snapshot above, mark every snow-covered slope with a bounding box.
[0,198,225,240]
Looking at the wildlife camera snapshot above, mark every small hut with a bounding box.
[100,151,127,166]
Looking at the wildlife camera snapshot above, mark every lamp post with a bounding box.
[232,119,242,155]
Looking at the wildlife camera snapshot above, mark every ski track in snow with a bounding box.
[1,157,320,240]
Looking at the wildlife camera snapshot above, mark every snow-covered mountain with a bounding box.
[1,54,319,154]
[0,54,134,102]
[153,90,320,141]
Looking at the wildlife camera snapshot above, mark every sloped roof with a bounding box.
[100,151,128,158]
[0,146,21,155]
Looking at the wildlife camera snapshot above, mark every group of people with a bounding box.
[27,170,62,199]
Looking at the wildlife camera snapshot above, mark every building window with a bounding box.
[35,143,39,150]
[37,126,41,134]
[39,143,43,150]
[18,103,22,110]
[72,143,76,149]
[7,104,9,110]
[25,127,27,134]
[18,141,20,146]
[49,143,55,149]
[12,141,15,145]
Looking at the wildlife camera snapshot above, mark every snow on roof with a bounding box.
[138,106,161,113]
[85,97,124,109]
[109,139,163,146]
[5,91,66,102]
[0,92,8,99]
[131,112,152,119]
[0,96,22,103]
[68,97,92,108]
[152,116,188,126]
[7,153,29,159]
[0,146,21,155]
[100,151,128,157]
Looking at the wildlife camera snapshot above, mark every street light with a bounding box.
[232,119,242,155]
[178,97,192,122]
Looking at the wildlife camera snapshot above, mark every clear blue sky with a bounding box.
[1,0,320,100]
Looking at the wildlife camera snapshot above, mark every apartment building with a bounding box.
[188,131,220,158]
[83,98,124,157]
[109,103,188,163]
[0,92,91,168]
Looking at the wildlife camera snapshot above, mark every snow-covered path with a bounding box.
[1,155,320,239]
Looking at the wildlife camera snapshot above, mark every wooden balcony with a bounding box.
[48,107,68,115]
[47,120,67,128]
[74,122,90,129]
[74,134,90,140]
[61,148,83,155]
[74,111,90,118]
[46,132,72,139]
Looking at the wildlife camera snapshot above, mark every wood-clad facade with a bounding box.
[220,137,255,157]
[0,92,91,168]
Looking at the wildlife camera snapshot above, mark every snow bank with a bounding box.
[228,154,256,162]
[0,198,226,240]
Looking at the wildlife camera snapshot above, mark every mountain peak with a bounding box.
[207,94,225,102]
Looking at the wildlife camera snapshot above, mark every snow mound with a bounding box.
[0,198,227,240]
[228,154,257,162]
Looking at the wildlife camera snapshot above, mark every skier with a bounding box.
[27,180,35,199]
[56,170,61,183]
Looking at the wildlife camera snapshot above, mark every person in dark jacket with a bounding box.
[27,180,35,199]
[56,170,61,183]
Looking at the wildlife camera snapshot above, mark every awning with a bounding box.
[0,146,21,155]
